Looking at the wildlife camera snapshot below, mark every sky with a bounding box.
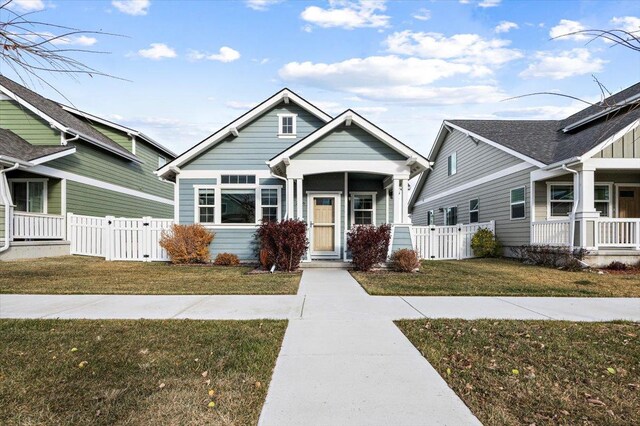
[1,0,639,158]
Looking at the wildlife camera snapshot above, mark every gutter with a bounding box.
[543,156,582,171]
[0,162,20,252]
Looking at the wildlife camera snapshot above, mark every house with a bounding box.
[409,82,640,266]
[0,76,176,260]
[157,88,430,262]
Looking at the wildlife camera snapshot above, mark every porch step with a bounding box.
[301,261,353,269]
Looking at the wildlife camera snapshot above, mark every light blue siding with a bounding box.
[210,228,257,260]
[178,178,216,224]
[183,103,325,170]
[390,226,413,252]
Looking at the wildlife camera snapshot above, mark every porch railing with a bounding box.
[12,212,66,240]
[596,218,640,249]
[531,220,572,247]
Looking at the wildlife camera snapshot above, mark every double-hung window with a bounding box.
[444,207,457,225]
[197,188,215,223]
[548,184,611,218]
[426,210,435,226]
[510,187,526,220]
[351,193,375,225]
[448,151,457,176]
[594,185,610,217]
[278,114,297,137]
[11,180,46,213]
[261,188,279,222]
[469,198,479,223]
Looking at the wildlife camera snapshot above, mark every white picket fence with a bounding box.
[68,213,173,261]
[411,221,495,260]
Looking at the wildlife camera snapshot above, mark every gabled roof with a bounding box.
[60,104,177,158]
[157,88,332,179]
[268,109,430,177]
[0,75,140,163]
[0,128,76,166]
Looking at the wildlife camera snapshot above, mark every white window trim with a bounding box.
[260,187,282,222]
[469,198,479,223]
[193,184,282,226]
[510,186,526,220]
[448,151,457,176]
[277,113,297,138]
[350,191,377,226]
[444,206,458,226]
[158,155,167,168]
[8,178,49,214]
[546,181,613,219]
[193,185,216,225]
[427,209,435,226]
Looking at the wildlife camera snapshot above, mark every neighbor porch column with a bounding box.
[286,178,294,219]
[401,179,409,224]
[392,178,401,224]
[574,165,599,250]
[296,178,303,219]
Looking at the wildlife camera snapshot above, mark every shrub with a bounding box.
[470,228,501,258]
[255,219,308,272]
[389,249,420,272]
[213,252,240,266]
[160,224,214,264]
[605,261,628,271]
[347,224,391,272]
[513,245,587,271]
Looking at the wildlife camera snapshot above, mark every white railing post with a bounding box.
[142,216,152,262]
[66,212,73,242]
[104,216,115,261]
[636,220,640,251]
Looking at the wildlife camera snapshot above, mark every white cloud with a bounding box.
[494,21,518,33]
[412,8,431,21]
[384,31,523,66]
[26,32,97,46]
[549,19,588,41]
[188,46,240,63]
[478,0,501,7]
[301,0,390,30]
[5,0,44,12]
[137,43,176,60]
[112,0,150,16]
[245,0,283,11]
[519,48,606,80]
[611,16,640,32]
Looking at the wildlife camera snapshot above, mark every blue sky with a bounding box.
[2,0,639,156]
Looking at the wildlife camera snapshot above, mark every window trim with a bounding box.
[260,187,281,223]
[469,198,479,223]
[447,151,457,176]
[546,182,612,219]
[194,185,216,225]
[510,186,526,220]
[350,191,377,226]
[426,209,435,226]
[158,155,167,168]
[444,206,458,226]
[277,113,297,138]
[9,178,48,214]
[193,184,282,226]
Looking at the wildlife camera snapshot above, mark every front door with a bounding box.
[310,195,340,258]
[618,187,640,218]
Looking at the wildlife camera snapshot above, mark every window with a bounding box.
[351,193,375,225]
[427,210,435,226]
[444,207,457,225]
[278,114,297,137]
[158,156,167,168]
[11,180,46,213]
[595,185,610,217]
[221,174,256,184]
[448,151,457,176]
[510,187,526,219]
[469,198,479,223]
[549,184,611,218]
[197,188,215,223]
[221,189,255,223]
[261,188,279,222]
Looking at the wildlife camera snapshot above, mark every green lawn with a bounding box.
[353,258,640,297]
[0,319,287,425]
[397,319,640,426]
[0,256,300,295]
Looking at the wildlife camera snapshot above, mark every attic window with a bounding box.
[278,114,297,138]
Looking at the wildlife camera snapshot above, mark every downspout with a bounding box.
[561,164,590,268]
[0,162,20,253]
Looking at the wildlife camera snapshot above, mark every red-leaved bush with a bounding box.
[256,219,308,272]
[347,224,391,271]
[159,224,214,264]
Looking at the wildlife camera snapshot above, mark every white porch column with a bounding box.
[296,178,303,219]
[401,179,409,224]
[392,178,401,224]
[574,165,599,249]
[286,178,294,219]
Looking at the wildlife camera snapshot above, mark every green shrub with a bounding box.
[213,253,240,266]
[470,228,501,258]
[389,249,420,272]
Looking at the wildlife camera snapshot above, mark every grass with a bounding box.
[353,258,640,297]
[397,319,640,426]
[0,319,287,425]
[0,256,300,295]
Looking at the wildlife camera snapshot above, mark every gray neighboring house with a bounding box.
[157,88,430,262]
[409,82,640,266]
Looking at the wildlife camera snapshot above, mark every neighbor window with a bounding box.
[221,189,255,223]
[594,185,610,217]
[352,193,375,225]
[11,180,46,213]
[261,188,279,222]
[427,210,435,226]
[469,198,479,223]
[158,155,167,168]
[448,151,457,176]
[278,114,297,137]
[549,184,610,218]
[221,174,256,184]
[197,188,215,223]
[510,187,526,219]
[444,206,457,225]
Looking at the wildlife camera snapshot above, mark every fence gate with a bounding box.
[68,214,173,262]
[411,221,495,260]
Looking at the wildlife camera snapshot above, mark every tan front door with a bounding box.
[618,187,640,218]
[311,196,338,256]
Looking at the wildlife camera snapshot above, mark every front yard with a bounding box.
[354,258,640,297]
[0,256,300,295]
[0,319,286,425]
[397,319,639,426]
